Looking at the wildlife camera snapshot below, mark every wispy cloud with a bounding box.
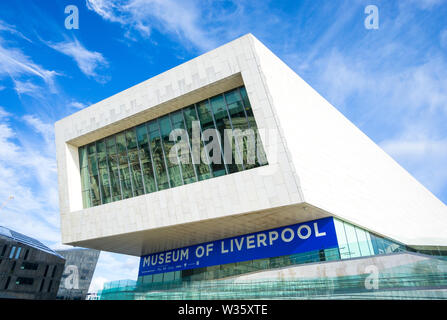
[86,0,219,51]
[0,39,59,91]
[47,38,109,82]
[0,110,60,244]
[12,79,42,96]
[0,19,32,43]
[68,101,89,110]
[0,19,59,93]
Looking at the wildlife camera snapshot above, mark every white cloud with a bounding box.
[0,106,11,118]
[0,38,59,91]
[86,0,218,51]
[381,134,447,197]
[0,19,32,43]
[22,114,55,149]
[68,101,88,109]
[13,80,42,96]
[47,38,109,82]
[89,277,109,293]
[89,251,139,293]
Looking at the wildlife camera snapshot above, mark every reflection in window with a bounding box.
[160,116,183,188]
[87,143,101,206]
[136,125,157,194]
[209,95,241,173]
[196,100,227,177]
[170,111,197,185]
[182,106,212,181]
[148,121,169,190]
[79,86,268,208]
[126,129,145,196]
[116,133,132,199]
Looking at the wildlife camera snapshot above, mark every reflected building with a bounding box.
[56,248,100,300]
[0,226,65,300]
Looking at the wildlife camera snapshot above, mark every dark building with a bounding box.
[56,248,100,300]
[0,226,65,300]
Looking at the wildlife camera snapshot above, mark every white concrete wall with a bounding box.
[251,37,447,247]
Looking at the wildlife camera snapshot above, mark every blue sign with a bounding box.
[139,217,338,276]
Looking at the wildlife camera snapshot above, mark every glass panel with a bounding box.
[170,111,197,185]
[239,87,268,166]
[159,116,183,188]
[97,140,112,204]
[163,271,175,282]
[148,121,169,190]
[116,133,133,199]
[136,125,157,193]
[334,219,350,259]
[9,246,16,259]
[182,106,212,181]
[126,129,145,196]
[79,146,92,208]
[210,94,241,173]
[106,137,122,201]
[355,226,372,257]
[343,222,361,258]
[365,231,374,255]
[225,89,256,169]
[153,273,163,283]
[370,234,385,255]
[196,100,226,177]
[324,248,340,261]
[87,143,101,206]
[15,247,21,259]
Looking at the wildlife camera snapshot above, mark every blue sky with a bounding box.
[0,0,446,292]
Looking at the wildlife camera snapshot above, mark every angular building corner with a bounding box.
[55,33,447,299]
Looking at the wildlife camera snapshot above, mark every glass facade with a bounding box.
[99,255,447,300]
[78,86,268,208]
[97,218,447,300]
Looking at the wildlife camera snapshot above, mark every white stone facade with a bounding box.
[55,34,447,257]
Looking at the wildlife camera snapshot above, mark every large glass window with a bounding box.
[334,218,403,259]
[79,86,268,208]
